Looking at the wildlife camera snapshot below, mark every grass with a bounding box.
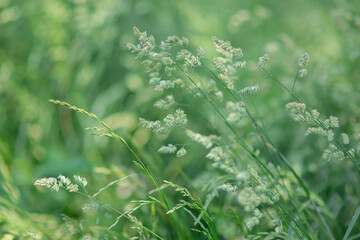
[1,1,360,239]
[29,27,359,239]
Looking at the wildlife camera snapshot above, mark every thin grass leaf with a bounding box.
[92,175,134,197]
[343,205,360,240]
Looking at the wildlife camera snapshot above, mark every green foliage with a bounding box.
[1,0,360,239]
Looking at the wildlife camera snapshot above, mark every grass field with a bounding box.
[1,0,360,239]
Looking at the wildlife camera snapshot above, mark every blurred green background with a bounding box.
[1,0,360,238]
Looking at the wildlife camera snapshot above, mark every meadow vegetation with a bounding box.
[1,0,360,239]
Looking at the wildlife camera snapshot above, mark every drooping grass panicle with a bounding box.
[244,46,360,171]
[48,98,183,239]
[37,26,356,240]
[128,28,322,238]
[34,175,79,193]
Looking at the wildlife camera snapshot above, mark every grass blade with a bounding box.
[343,205,360,240]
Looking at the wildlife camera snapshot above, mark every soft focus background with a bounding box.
[1,0,360,239]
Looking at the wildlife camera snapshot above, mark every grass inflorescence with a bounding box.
[32,27,360,240]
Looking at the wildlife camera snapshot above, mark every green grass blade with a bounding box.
[343,205,360,240]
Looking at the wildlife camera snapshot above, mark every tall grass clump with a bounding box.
[34,27,360,239]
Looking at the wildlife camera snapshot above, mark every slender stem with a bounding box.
[291,67,300,92]
[73,190,165,240]
[50,100,182,240]
[251,56,360,171]
[173,62,313,239]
